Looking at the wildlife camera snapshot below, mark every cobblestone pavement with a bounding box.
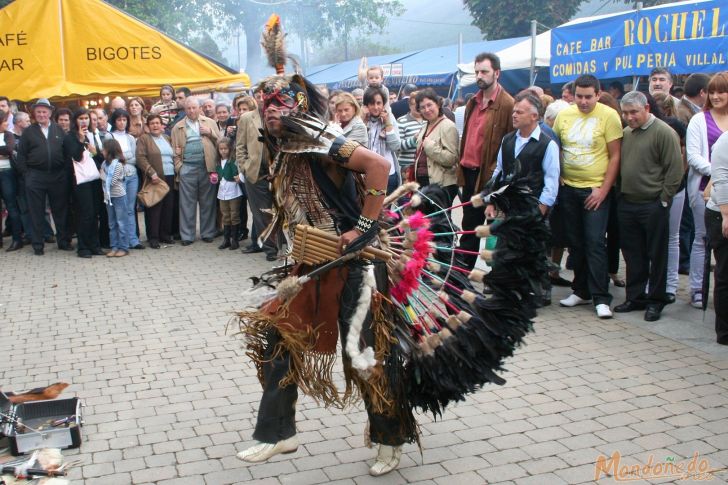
[1,241,727,485]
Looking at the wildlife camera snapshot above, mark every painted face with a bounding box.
[574,86,599,114]
[419,97,440,122]
[263,103,291,137]
[621,102,650,130]
[366,94,384,118]
[336,103,356,124]
[649,74,673,95]
[474,59,498,92]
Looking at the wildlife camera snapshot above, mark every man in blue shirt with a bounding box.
[485,93,560,305]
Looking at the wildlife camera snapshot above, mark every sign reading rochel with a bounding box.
[550,0,728,82]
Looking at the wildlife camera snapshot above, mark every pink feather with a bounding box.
[390,213,434,303]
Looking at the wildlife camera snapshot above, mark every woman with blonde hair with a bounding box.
[335,92,368,145]
[686,71,728,308]
[235,95,257,115]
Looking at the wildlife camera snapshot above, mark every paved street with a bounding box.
[1,241,727,485]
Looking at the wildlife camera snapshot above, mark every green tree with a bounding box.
[104,0,215,44]
[188,31,226,63]
[216,0,403,79]
[463,0,585,39]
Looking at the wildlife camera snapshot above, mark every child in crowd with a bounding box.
[366,66,391,108]
[215,138,243,250]
[150,85,178,129]
[101,138,129,258]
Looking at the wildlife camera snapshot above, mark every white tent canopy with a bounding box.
[457,31,551,87]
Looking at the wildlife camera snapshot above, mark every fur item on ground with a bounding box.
[4,383,69,404]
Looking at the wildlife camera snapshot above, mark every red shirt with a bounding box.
[460,86,500,170]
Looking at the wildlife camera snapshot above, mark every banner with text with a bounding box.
[550,0,728,82]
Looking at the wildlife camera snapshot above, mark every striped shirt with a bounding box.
[397,113,424,169]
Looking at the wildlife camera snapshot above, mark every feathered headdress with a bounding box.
[258,14,327,120]
[261,14,286,75]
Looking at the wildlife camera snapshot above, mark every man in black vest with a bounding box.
[485,93,560,304]
[15,99,72,255]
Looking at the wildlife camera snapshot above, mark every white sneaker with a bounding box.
[236,436,299,463]
[559,294,592,307]
[369,444,402,476]
[595,304,613,319]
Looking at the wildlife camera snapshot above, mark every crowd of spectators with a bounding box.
[1,59,726,345]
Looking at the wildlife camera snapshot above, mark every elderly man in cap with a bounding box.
[15,99,72,255]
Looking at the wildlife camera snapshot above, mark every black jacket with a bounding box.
[15,122,66,173]
[391,97,410,119]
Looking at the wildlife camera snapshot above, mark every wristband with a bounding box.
[365,188,386,197]
[328,136,361,164]
[355,215,378,234]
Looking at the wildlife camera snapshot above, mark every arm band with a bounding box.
[328,136,361,164]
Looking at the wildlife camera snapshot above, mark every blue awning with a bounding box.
[307,37,528,89]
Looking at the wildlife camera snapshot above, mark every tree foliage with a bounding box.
[463,0,585,39]
[217,0,403,78]
[0,0,403,78]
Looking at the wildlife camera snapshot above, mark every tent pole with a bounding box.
[458,33,463,66]
[530,19,537,86]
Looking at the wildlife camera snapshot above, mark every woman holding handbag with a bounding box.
[135,115,174,249]
[63,109,104,258]
[412,88,460,205]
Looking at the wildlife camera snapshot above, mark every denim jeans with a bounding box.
[124,169,140,246]
[559,185,612,305]
[0,169,22,242]
[107,196,129,252]
[666,189,686,294]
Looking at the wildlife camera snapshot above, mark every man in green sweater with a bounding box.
[614,90,683,322]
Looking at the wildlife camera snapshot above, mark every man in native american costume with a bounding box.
[234,20,418,476]
[234,15,552,477]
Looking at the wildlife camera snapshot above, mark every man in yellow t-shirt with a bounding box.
[552,74,623,319]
